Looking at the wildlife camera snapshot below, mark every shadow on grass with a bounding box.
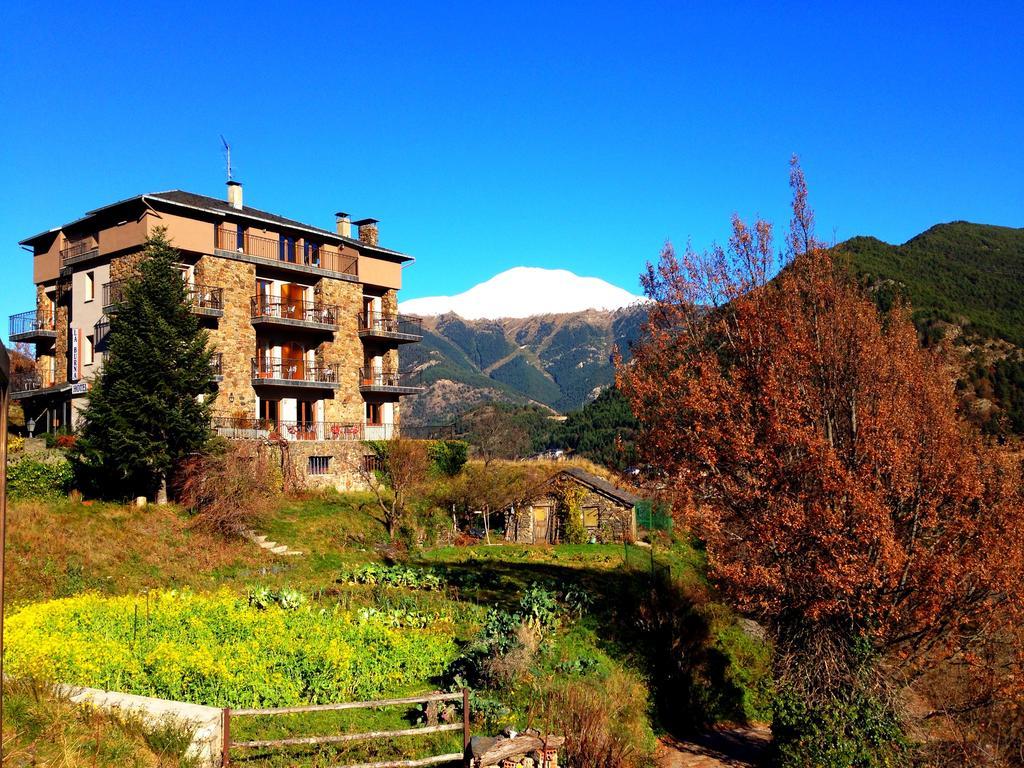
[410,553,756,738]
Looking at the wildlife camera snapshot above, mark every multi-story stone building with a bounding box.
[9,182,425,487]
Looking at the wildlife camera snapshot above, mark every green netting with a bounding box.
[635,500,674,531]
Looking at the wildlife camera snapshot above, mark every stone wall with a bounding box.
[316,276,365,424]
[53,303,69,385]
[35,285,56,385]
[195,255,257,417]
[109,252,144,282]
[60,684,223,768]
[506,483,636,544]
[279,439,371,492]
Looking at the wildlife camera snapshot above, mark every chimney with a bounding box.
[227,180,243,210]
[335,211,352,239]
[354,218,380,247]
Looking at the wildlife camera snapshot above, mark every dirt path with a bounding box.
[656,725,771,768]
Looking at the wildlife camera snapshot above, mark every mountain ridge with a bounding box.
[403,221,1024,433]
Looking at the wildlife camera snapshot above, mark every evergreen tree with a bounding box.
[74,228,214,499]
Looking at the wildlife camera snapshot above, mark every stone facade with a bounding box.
[276,439,370,492]
[505,472,638,545]
[195,255,258,417]
[53,303,69,385]
[316,276,365,424]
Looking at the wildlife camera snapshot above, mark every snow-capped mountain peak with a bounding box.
[398,267,644,320]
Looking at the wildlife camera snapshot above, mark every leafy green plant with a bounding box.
[338,563,445,591]
[519,582,561,630]
[247,586,306,611]
[428,440,468,477]
[8,456,74,499]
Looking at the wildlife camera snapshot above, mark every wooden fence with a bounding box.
[222,689,469,768]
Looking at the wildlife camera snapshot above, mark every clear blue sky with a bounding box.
[2,1,1022,343]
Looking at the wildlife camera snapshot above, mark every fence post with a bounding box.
[221,707,231,767]
[462,687,471,766]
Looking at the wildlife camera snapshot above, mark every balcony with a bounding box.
[11,372,43,395]
[251,357,340,389]
[9,310,57,343]
[60,239,99,270]
[357,312,423,344]
[359,368,423,395]
[215,229,358,280]
[94,317,110,350]
[211,415,453,442]
[187,285,225,317]
[250,297,339,332]
[212,416,365,441]
[103,281,224,318]
[9,371,68,400]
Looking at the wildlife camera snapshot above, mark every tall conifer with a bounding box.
[74,228,214,498]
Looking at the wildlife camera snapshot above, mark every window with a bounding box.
[260,398,279,424]
[362,454,384,474]
[84,272,95,301]
[308,456,331,475]
[583,506,599,529]
[366,402,383,425]
[83,334,94,365]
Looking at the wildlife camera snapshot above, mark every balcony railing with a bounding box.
[60,239,99,268]
[358,368,423,391]
[94,317,110,349]
[102,280,126,309]
[357,312,423,341]
[251,357,340,386]
[11,372,44,394]
[250,297,339,327]
[211,415,453,442]
[187,284,224,313]
[212,416,364,441]
[215,228,358,277]
[9,309,57,340]
[103,280,223,316]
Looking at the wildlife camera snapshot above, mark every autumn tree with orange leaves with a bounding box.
[618,161,1024,765]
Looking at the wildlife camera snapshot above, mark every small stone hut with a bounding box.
[505,467,639,544]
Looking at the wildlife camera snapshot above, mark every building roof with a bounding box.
[19,189,413,263]
[557,466,643,507]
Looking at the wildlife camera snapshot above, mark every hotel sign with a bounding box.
[70,329,81,382]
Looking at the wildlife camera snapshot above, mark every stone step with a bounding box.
[270,545,290,555]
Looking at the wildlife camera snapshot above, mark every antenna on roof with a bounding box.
[220,135,232,181]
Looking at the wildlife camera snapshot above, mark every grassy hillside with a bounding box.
[839,221,1024,435]
[839,221,1024,344]
[4,493,772,767]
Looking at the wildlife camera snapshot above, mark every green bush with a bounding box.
[772,688,907,768]
[428,440,468,477]
[6,590,458,708]
[8,456,74,499]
